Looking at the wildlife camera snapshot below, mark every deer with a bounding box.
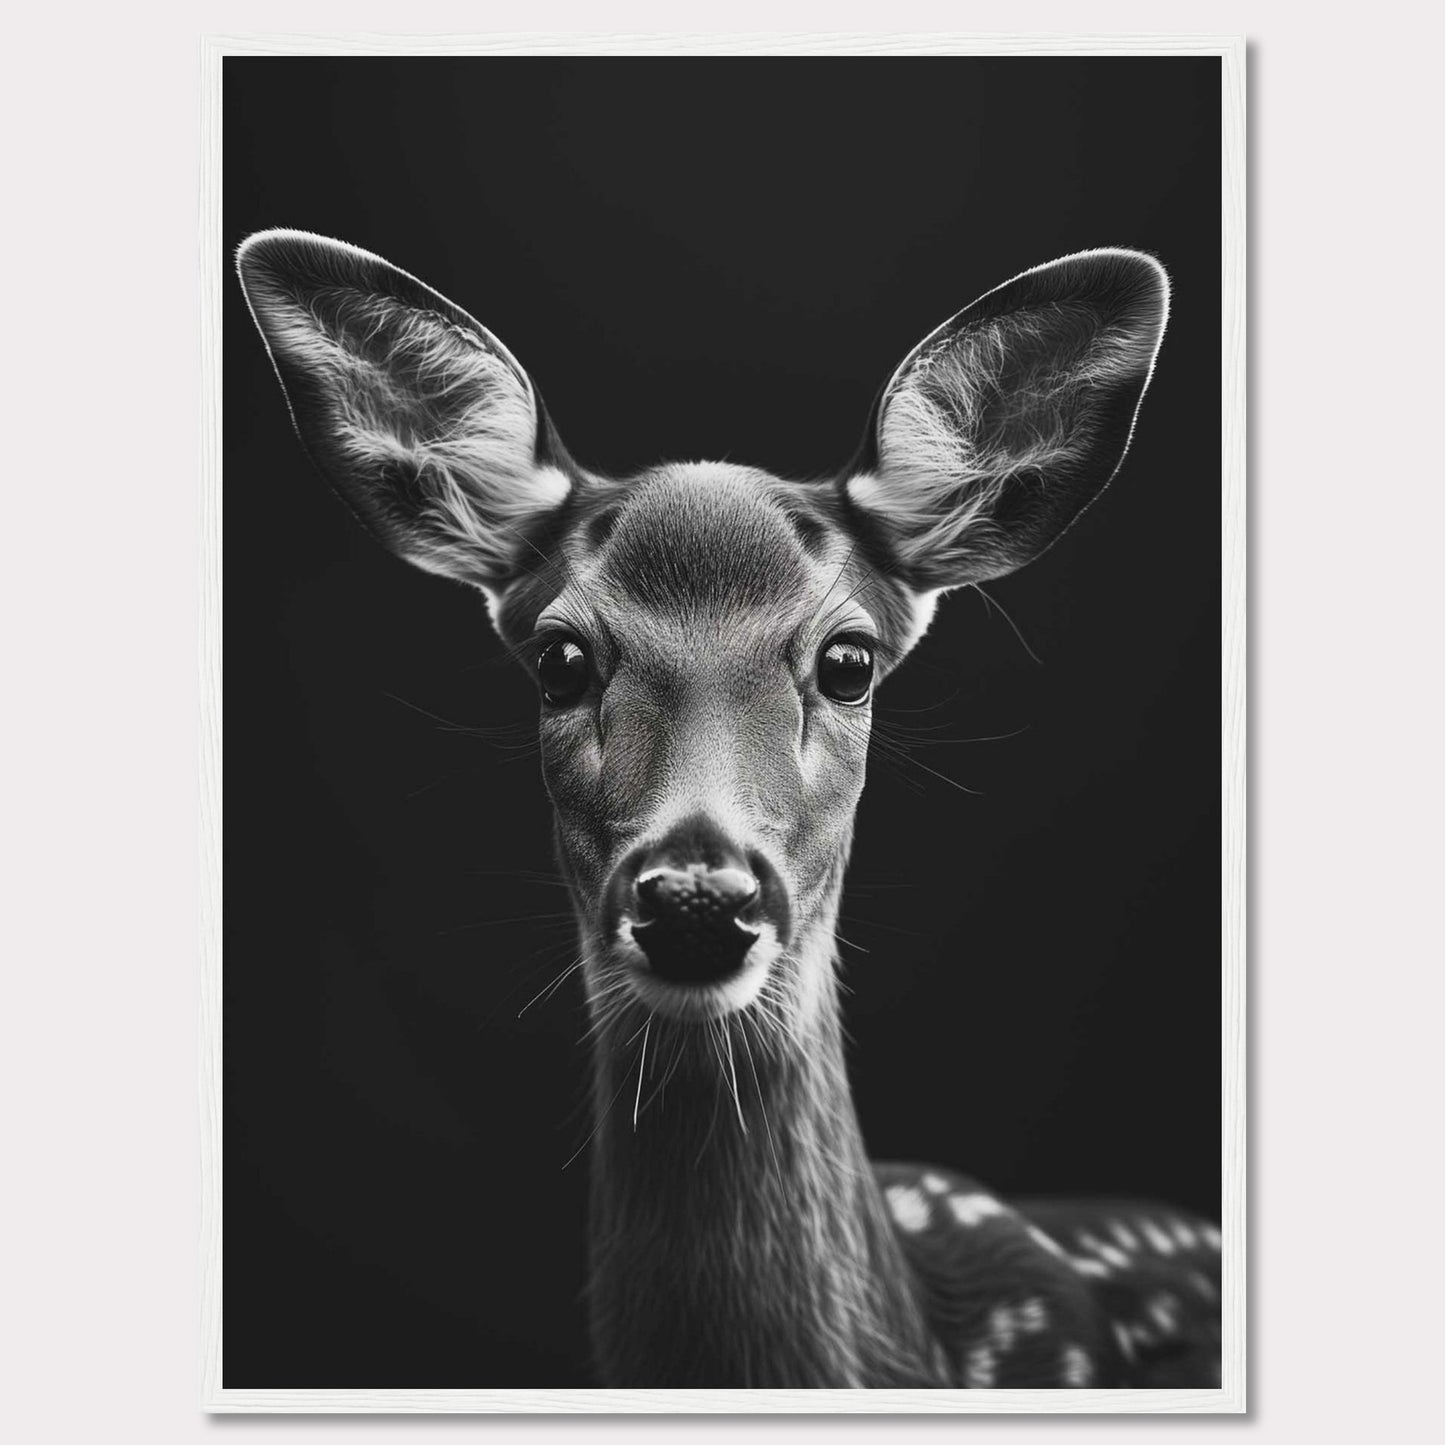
[236,230,1222,1390]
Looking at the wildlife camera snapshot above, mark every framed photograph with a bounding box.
[203,33,1244,1412]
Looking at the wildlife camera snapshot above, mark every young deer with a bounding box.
[238,231,1221,1390]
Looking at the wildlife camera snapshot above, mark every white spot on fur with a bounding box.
[964,1344,997,1388]
[1147,1293,1180,1333]
[978,1300,1048,1364]
[921,1172,950,1196]
[1190,1269,1219,1302]
[1070,1256,1110,1279]
[1112,1321,1136,1362]
[1079,1231,1132,1269]
[1110,1219,1139,1250]
[1201,1223,1223,1250]
[885,1183,931,1233]
[1028,1224,1066,1259]
[1061,1344,1094,1386]
[948,1192,1005,1227]
[930,1340,951,1381]
[1172,1219,1199,1250]
[988,1306,1018,1353]
[1141,1219,1178,1255]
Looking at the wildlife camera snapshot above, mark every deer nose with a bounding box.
[632,865,761,984]
[636,866,759,922]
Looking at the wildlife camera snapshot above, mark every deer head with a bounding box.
[238,231,1168,1057]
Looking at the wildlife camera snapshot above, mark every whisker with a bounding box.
[561,1061,637,1171]
[874,719,1029,746]
[971,582,1044,665]
[632,1016,653,1131]
[811,540,858,625]
[875,689,963,716]
[816,569,887,638]
[400,769,476,802]
[738,1019,782,1188]
[722,1020,748,1136]
[838,910,928,941]
[380,689,528,739]
[441,911,577,933]
[517,956,585,1018]
[693,1038,726,1167]
[465,869,573,889]
[641,1028,687,1117]
[837,714,984,796]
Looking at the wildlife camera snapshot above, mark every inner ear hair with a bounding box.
[849,248,1169,589]
[237,229,571,591]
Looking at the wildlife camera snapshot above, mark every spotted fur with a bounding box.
[877,1164,1222,1387]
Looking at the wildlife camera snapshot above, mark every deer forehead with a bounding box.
[565,463,865,643]
[489,462,930,660]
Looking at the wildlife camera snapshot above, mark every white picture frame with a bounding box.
[200,31,1245,1414]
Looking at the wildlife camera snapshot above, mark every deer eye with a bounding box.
[818,638,874,705]
[537,637,589,706]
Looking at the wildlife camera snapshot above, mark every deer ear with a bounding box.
[236,229,572,594]
[846,249,1169,588]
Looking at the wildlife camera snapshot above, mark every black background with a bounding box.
[224,57,1220,1387]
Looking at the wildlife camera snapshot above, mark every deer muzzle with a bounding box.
[608,812,790,991]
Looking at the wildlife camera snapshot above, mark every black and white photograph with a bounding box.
[217,44,1238,1406]
[17,6,1445,1441]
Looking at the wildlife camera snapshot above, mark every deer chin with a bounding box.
[607,920,781,1023]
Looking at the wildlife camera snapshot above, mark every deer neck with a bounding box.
[584,919,939,1388]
